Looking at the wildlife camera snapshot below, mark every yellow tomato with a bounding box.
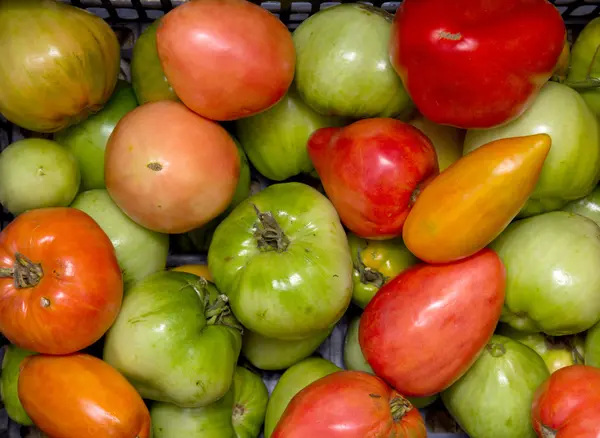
[170,264,213,282]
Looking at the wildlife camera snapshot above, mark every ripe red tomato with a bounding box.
[0,208,123,355]
[359,248,506,397]
[105,100,240,234]
[156,0,295,121]
[532,365,600,437]
[271,371,427,438]
[307,118,439,239]
[19,353,151,438]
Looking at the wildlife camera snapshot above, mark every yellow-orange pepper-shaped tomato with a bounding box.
[403,134,551,263]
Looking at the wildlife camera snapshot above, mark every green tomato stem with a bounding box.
[252,204,289,252]
[0,253,43,288]
[486,342,506,358]
[541,424,557,438]
[389,395,413,423]
[194,278,244,334]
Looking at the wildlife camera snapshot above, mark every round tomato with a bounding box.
[156,0,295,121]
[105,100,240,234]
[0,208,123,355]
[18,353,151,438]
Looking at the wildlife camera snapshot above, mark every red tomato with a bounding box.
[307,118,439,239]
[105,100,240,234]
[390,0,566,129]
[19,353,151,438]
[0,208,123,355]
[156,0,295,121]
[359,248,506,397]
[272,371,427,438]
[532,365,600,438]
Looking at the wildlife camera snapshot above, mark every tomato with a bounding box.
[1,345,36,426]
[264,357,341,438]
[390,0,565,129]
[103,272,242,408]
[347,233,418,309]
[232,367,269,438]
[360,249,506,397]
[403,134,551,263]
[585,321,600,367]
[567,17,600,116]
[442,335,549,438]
[105,100,240,234]
[156,0,295,121]
[531,365,600,438]
[208,182,352,341]
[408,115,465,172]
[170,264,213,282]
[0,208,122,355]
[308,118,439,239]
[272,371,427,438]
[562,186,600,227]
[18,353,151,438]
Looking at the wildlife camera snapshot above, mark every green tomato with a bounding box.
[561,185,600,227]
[242,328,332,371]
[442,335,549,438]
[71,189,169,288]
[131,19,179,105]
[566,17,600,116]
[208,182,353,340]
[343,316,438,409]
[585,321,600,368]
[54,80,138,190]
[0,345,37,426]
[232,367,269,438]
[264,357,341,438]
[347,233,418,309]
[491,211,600,335]
[464,82,600,217]
[0,138,80,215]
[496,323,585,374]
[103,272,243,408]
[235,86,346,181]
[292,3,411,119]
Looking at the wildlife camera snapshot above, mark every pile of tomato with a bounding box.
[2,0,600,437]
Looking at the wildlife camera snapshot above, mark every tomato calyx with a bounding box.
[486,342,506,358]
[194,277,244,334]
[356,249,386,288]
[252,204,289,253]
[541,424,557,438]
[389,395,413,423]
[0,253,43,288]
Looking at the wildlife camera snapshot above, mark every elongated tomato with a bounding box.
[18,354,151,438]
[403,134,551,263]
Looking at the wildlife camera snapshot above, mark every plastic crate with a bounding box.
[0,1,598,437]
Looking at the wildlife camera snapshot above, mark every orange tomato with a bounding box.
[403,134,551,263]
[170,264,213,282]
[18,353,151,438]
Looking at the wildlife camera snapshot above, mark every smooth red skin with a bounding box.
[390,0,566,129]
[532,365,600,438]
[272,371,427,438]
[105,100,240,234]
[156,0,295,121]
[307,119,439,239]
[359,248,506,397]
[19,354,151,438]
[0,208,123,355]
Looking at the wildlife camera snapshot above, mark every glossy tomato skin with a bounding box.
[19,353,151,438]
[271,371,427,438]
[360,248,506,397]
[105,101,240,234]
[0,208,123,355]
[156,0,295,121]
[308,118,439,239]
[532,365,600,437]
[390,0,566,129]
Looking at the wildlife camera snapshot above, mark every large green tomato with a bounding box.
[54,80,138,190]
[242,328,332,371]
[343,315,438,409]
[567,17,600,116]
[292,3,412,119]
[442,335,549,438]
[131,19,179,105]
[585,321,600,367]
[103,272,243,408]
[235,86,346,181]
[562,185,600,226]
[150,366,267,438]
[208,182,353,340]
[496,323,585,374]
[491,211,600,335]
[263,357,341,438]
[71,189,169,288]
[464,82,600,217]
[0,138,80,215]
[0,345,37,426]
